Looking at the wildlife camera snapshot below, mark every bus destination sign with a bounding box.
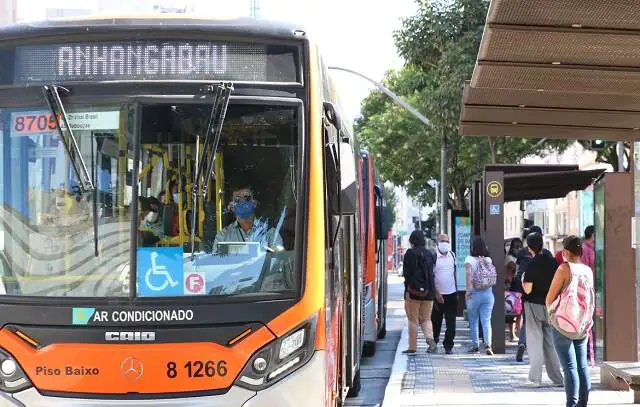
[11,40,298,84]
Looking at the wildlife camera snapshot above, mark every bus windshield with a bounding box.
[0,101,299,299]
[136,103,299,298]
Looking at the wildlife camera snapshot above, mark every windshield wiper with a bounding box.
[197,83,233,196]
[42,85,95,192]
[191,83,233,257]
[43,85,99,257]
[190,134,201,257]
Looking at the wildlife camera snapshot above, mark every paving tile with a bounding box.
[382,316,635,407]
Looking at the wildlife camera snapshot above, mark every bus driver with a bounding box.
[212,185,284,253]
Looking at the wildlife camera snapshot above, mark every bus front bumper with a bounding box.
[0,352,326,407]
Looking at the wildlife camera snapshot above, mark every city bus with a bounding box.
[0,15,385,406]
[359,150,388,357]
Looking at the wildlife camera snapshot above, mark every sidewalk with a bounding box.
[381,316,634,406]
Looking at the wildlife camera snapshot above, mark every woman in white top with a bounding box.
[464,236,495,355]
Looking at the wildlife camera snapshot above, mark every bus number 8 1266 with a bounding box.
[166,361,228,379]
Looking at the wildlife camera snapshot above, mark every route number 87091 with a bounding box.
[166,361,227,379]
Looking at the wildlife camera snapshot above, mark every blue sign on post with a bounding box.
[454,216,471,291]
[137,247,184,297]
[489,204,501,215]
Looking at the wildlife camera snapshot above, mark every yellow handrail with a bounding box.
[215,152,224,232]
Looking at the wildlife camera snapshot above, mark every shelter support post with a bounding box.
[471,180,482,237]
[484,170,505,354]
[595,173,637,362]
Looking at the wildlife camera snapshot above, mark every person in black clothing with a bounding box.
[402,230,438,355]
[514,225,543,361]
[521,233,563,387]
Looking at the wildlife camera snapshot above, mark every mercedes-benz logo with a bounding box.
[120,357,144,381]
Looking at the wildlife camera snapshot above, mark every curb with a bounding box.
[381,321,408,407]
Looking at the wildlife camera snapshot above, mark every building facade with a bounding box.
[503,201,522,241]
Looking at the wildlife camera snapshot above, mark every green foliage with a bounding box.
[355,0,571,210]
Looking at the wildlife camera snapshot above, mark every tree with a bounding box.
[355,0,571,210]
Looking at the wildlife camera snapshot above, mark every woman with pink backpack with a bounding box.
[547,235,596,407]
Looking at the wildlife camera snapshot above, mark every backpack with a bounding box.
[548,263,595,340]
[406,249,434,299]
[471,256,497,290]
[505,291,523,316]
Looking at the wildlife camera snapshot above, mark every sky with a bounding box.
[16,0,418,123]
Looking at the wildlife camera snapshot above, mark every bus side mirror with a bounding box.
[323,101,355,215]
[339,141,357,215]
[374,185,389,239]
[324,141,340,216]
[323,102,342,132]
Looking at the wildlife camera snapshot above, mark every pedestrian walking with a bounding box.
[465,236,496,355]
[547,235,595,407]
[431,233,458,354]
[402,230,437,355]
[514,225,543,362]
[521,232,563,387]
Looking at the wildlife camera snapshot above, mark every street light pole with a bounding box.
[428,179,439,233]
[327,66,448,234]
[440,137,447,234]
[327,67,431,127]
[435,185,439,233]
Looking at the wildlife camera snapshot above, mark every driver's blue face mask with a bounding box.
[232,195,255,219]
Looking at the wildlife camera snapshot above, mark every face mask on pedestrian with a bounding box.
[438,241,450,253]
[144,210,159,223]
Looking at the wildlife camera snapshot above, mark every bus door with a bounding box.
[360,151,377,356]
[374,184,388,339]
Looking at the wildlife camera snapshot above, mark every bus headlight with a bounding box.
[278,329,305,360]
[0,349,31,393]
[235,314,317,391]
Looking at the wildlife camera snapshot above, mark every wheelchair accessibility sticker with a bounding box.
[137,248,183,297]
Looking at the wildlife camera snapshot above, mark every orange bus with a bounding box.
[0,16,386,406]
[359,150,388,356]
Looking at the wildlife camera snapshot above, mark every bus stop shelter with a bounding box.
[460,0,640,360]
[461,0,640,142]
[471,164,605,354]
